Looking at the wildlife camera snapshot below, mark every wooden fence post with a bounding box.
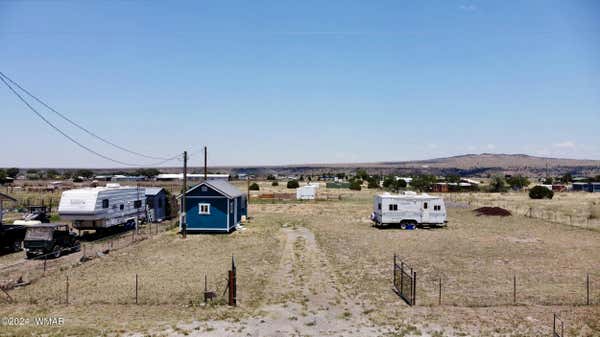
[65,276,69,305]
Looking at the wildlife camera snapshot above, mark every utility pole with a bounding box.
[182,151,188,238]
[204,146,208,180]
[136,184,140,234]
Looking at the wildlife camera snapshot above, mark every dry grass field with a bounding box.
[0,182,599,336]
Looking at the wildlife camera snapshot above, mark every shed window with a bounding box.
[199,203,210,215]
[201,186,208,192]
[423,202,428,209]
[388,204,398,211]
[102,199,109,208]
[158,198,163,208]
[120,204,124,210]
[378,203,381,210]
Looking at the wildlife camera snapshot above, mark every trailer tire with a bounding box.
[26,251,37,259]
[52,245,61,258]
[12,240,22,252]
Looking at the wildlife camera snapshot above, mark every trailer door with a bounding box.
[420,200,431,223]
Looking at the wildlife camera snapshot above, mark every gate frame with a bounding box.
[393,254,416,306]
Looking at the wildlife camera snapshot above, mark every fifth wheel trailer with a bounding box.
[371,192,447,228]
[58,184,146,231]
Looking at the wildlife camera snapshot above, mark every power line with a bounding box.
[0,71,172,160]
[0,74,182,167]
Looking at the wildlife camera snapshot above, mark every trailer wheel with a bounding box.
[12,240,22,252]
[52,245,61,258]
[400,223,407,230]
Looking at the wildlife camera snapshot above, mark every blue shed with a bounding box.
[180,180,247,233]
[145,187,167,222]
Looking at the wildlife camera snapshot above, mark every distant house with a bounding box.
[572,182,592,192]
[433,183,449,193]
[592,183,600,193]
[179,180,247,233]
[145,187,167,222]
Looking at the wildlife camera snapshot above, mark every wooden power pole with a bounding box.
[182,151,188,238]
[204,146,208,180]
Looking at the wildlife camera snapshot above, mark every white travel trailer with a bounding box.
[58,184,146,230]
[296,185,317,200]
[371,192,447,228]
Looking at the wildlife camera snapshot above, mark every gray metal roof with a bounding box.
[204,180,243,198]
[144,187,165,196]
[181,180,242,199]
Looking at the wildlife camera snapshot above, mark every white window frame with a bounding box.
[198,203,211,215]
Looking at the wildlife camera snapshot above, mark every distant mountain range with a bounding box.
[46,153,600,177]
[206,153,600,177]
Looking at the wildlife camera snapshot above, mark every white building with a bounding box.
[296,185,318,200]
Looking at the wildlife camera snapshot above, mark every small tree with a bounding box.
[561,173,573,183]
[46,169,60,179]
[0,169,7,184]
[6,168,19,178]
[382,176,395,189]
[529,186,554,199]
[446,174,461,184]
[356,169,369,181]
[349,180,362,191]
[287,180,300,189]
[394,178,407,191]
[411,174,436,192]
[266,175,276,180]
[489,175,508,193]
[272,181,279,186]
[249,182,260,191]
[507,175,530,190]
[367,178,379,189]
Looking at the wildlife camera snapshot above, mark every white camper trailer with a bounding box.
[58,184,146,230]
[296,185,317,200]
[371,192,447,228]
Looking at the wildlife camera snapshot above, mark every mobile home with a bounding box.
[371,192,447,228]
[58,184,146,230]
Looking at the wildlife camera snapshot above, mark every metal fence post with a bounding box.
[513,275,516,304]
[135,273,138,304]
[65,276,69,305]
[413,271,417,306]
[587,273,590,306]
[439,277,442,305]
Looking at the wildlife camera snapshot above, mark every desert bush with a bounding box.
[349,181,362,191]
[249,182,260,191]
[529,185,554,199]
[287,180,300,189]
[488,175,508,193]
[271,181,279,186]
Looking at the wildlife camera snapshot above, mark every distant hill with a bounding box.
[38,153,600,178]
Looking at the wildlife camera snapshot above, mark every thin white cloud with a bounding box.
[486,144,496,150]
[459,4,477,11]
[553,141,576,149]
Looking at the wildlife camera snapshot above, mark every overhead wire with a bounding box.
[0,71,172,160]
[0,73,182,167]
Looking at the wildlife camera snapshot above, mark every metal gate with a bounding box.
[553,313,564,337]
[393,254,416,306]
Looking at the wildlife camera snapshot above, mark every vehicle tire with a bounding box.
[52,245,61,258]
[72,242,81,252]
[400,223,407,230]
[12,240,22,252]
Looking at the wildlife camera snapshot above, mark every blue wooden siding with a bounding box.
[147,190,167,222]
[185,197,228,231]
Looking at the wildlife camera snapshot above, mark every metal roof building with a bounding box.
[179,180,247,233]
[145,187,168,222]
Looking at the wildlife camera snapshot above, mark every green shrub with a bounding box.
[349,181,362,191]
[529,185,554,199]
[249,182,260,191]
[287,180,300,189]
[271,181,279,186]
[367,179,379,189]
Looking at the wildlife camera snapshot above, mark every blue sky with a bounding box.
[1,0,599,168]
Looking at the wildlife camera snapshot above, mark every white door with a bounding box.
[421,201,431,223]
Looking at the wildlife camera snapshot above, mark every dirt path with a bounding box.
[154,226,388,336]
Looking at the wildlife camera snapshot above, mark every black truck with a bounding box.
[24,224,80,259]
[0,223,27,252]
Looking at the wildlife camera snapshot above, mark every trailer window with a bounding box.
[423,202,428,209]
[388,204,398,211]
[134,200,142,208]
[102,199,109,208]
[120,204,124,210]
[378,203,381,210]
[158,198,163,208]
[199,203,210,215]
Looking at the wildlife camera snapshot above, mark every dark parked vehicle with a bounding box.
[22,205,51,223]
[0,224,27,252]
[24,224,80,259]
